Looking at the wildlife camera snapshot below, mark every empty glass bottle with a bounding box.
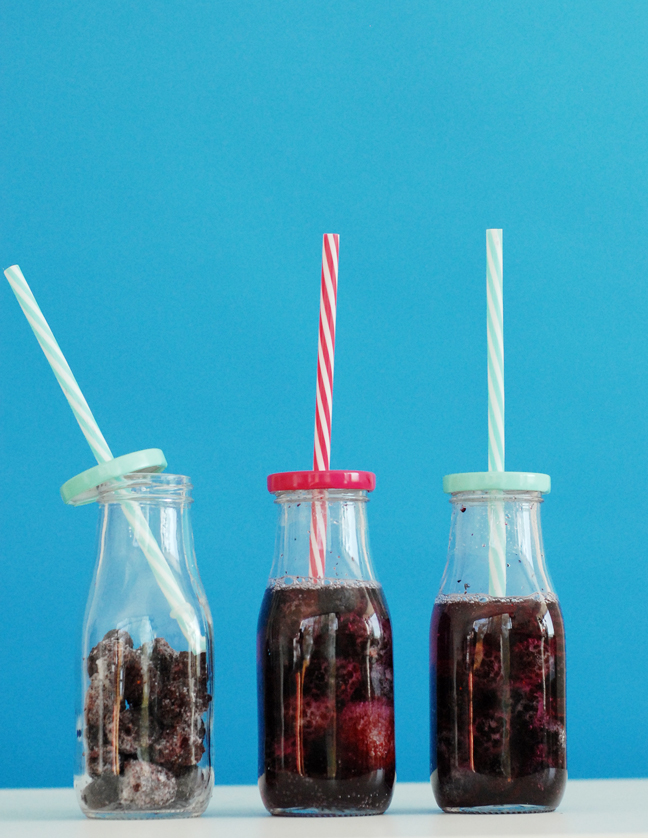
[75,473,214,819]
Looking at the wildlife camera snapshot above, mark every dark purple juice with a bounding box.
[257,579,395,815]
[430,594,566,812]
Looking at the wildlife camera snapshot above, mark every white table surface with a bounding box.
[0,780,646,838]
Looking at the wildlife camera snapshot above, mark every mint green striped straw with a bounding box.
[4,264,204,652]
[486,230,506,597]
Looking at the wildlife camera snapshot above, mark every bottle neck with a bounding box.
[97,472,193,506]
[269,489,376,583]
[440,490,555,598]
[87,475,207,652]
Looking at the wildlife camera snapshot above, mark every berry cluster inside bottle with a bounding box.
[81,630,212,814]
[430,594,566,812]
[258,579,395,816]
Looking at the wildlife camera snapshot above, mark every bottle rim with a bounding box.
[448,489,544,504]
[97,472,193,503]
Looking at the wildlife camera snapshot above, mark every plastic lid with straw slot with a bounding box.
[268,470,375,492]
[443,471,550,494]
[61,448,168,505]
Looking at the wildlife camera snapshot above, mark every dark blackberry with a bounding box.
[299,696,334,740]
[150,718,206,767]
[86,747,121,778]
[303,655,330,701]
[81,773,120,809]
[150,637,176,684]
[123,648,160,707]
[335,659,361,704]
[87,630,133,677]
[103,708,142,754]
[85,670,120,728]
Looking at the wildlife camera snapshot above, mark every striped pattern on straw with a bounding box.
[5,266,114,464]
[486,230,506,597]
[4,265,204,651]
[487,230,504,472]
[310,234,340,578]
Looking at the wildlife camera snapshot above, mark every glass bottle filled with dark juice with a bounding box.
[430,473,566,813]
[258,471,395,816]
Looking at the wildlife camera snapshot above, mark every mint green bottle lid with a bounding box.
[443,471,551,494]
[61,449,168,506]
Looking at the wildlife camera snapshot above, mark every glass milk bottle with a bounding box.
[71,472,214,818]
[430,473,566,813]
[258,470,395,816]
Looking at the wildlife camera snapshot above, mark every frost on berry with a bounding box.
[81,773,120,810]
[87,630,133,678]
[120,760,177,809]
[150,718,206,768]
[82,630,211,811]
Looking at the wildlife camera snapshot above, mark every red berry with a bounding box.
[338,699,395,771]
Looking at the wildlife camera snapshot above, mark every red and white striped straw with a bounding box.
[309,234,340,578]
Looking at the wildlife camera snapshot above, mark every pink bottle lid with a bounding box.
[267,470,376,493]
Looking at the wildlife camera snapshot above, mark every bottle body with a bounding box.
[430,490,566,813]
[258,483,395,816]
[75,474,214,819]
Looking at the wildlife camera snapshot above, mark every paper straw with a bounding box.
[309,234,340,578]
[486,230,506,597]
[4,265,204,651]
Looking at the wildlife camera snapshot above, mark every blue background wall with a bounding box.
[1,2,647,786]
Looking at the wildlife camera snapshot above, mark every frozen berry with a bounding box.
[510,636,552,687]
[473,713,504,775]
[303,656,330,701]
[150,637,177,683]
[86,724,99,751]
[335,659,361,703]
[103,708,144,754]
[87,630,133,677]
[155,679,193,726]
[298,696,334,740]
[123,648,159,707]
[81,773,120,809]
[472,638,503,684]
[85,669,119,728]
[337,699,395,772]
[150,718,206,767]
[120,760,176,809]
[337,613,371,657]
[86,746,120,778]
